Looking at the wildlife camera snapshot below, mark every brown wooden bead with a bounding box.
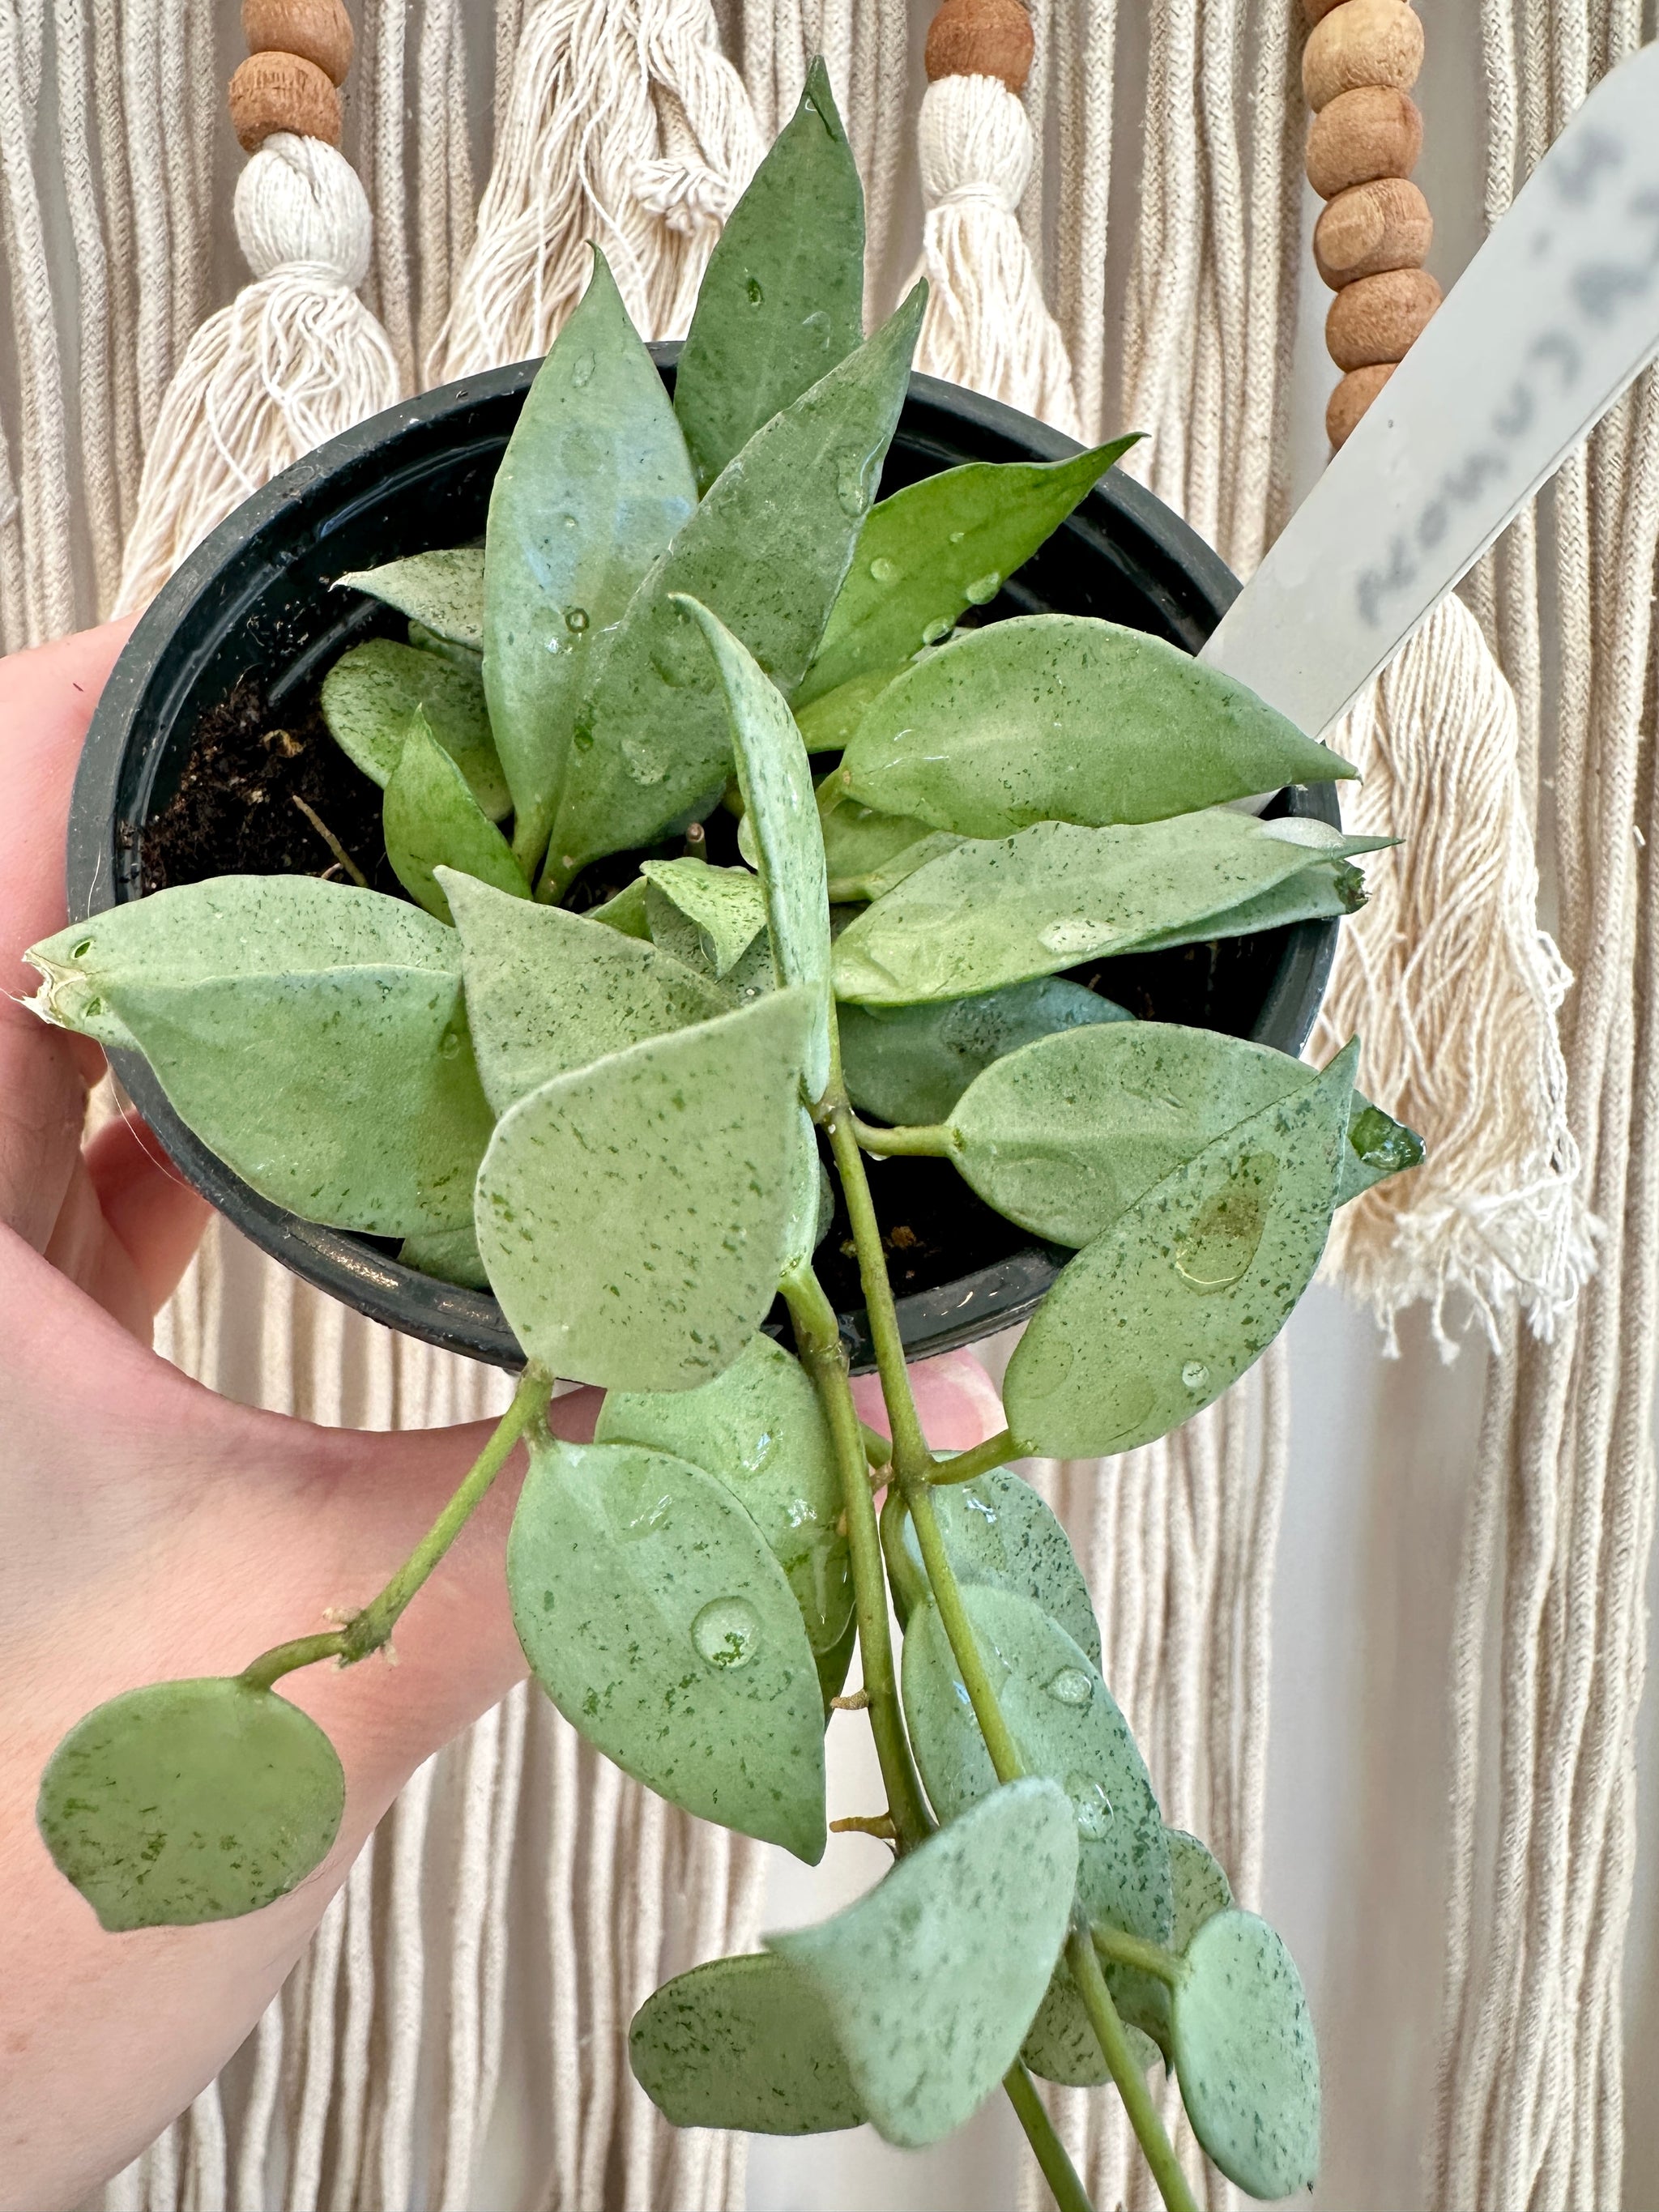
[1325,265,1440,369]
[1327,362,1396,447]
[228,49,342,151]
[925,0,1034,92]
[1303,0,1422,111]
[1314,176,1432,286]
[242,0,353,85]
[1305,84,1423,198]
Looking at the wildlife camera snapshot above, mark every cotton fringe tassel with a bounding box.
[433,0,761,380]
[910,70,1082,437]
[113,133,400,616]
[1311,594,1597,1355]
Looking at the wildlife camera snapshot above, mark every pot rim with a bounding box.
[67,356,1337,1375]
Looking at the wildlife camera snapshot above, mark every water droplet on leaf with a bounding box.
[920,617,953,646]
[868,556,900,586]
[1038,918,1107,959]
[835,449,874,518]
[565,607,589,633]
[1046,1667,1094,1707]
[1173,1158,1275,1293]
[964,572,1001,605]
[1182,1360,1210,1391]
[746,275,764,305]
[692,1595,762,1671]
[1067,1772,1114,1838]
[570,351,595,387]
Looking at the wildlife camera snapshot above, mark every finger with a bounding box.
[851,1349,1006,1453]
[80,1110,211,1321]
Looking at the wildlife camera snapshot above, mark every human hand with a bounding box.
[0,624,1004,2211]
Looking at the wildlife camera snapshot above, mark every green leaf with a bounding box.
[441,869,727,1118]
[794,668,895,755]
[596,1332,852,1661]
[673,57,864,492]
[484,249,697,867]
[767,1778,1078,2148]
[508,1437,826,1858]
[1021,1958,1162,2089]
[678,596,834,1099]
[640,857,768,978]
[543,287,926,889]
[820,792,962,904]
[901,1587,1170,1941]
[814,1607,859,1714]
[476,987,816,1389]
[780,1106,834,1281]
[843,977,1129,1129]
[406,618,482,671]
[336,544,484,651]
[799,441,1141,707]
[831,814,1388,1007]
[38,1678,343,1932]
[1112,1828,1235,2055]
[1004,1046,1356,1458]
[320,637,510,819]
[897,1467,1100,1667]
[383,713,530,923]
[1171,1910,1320,2199]
[398,1221,490,1290]
[1338,1097,1425,1204]
[588,874,653,938]
[945,1022,1321,1249]
[27,874,458,1054]
[629,1952,866,2133]
[840,615,1355,837]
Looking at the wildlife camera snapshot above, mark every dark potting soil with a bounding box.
[138,662,1298,1319]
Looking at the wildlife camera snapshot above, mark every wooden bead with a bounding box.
[1327,362,1396,448]
[1305,85,1422,198]
[1325,265,1440,369]
[1303,0,1422,111]
[925,0,1034,92]
[242,0,353,85]
[228,49,342,151]
[1314,176,1432,286]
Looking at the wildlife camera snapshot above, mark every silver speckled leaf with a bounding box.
[842,977,1129,1131]
[38,1678,343,1932]
[1171,1910,1320,2199]
[1004,1046,1356,1459]
[508,1437,825,1859]
[476,987,815,1389]
[640,858,768,979]
[629,1951,866,2134]
[320,636,510,819]
[897,1467,1099,1666]
[382,713,529,923]
[336,544,484,651]
[1113,1827,1236,2056]
[441,869,726,1118]
[767,1778,1077,2147]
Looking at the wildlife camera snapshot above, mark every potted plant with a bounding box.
[26,65,1418,2212]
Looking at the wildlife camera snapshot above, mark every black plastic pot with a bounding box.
[67,356,1337,1374]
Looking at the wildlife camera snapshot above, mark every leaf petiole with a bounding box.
[1004,2059,1095,2212]
[848,1114,957,1157]
[928,1427,1018,1487]
[238,1362,553,1693]
[1091,1921,1188,1988]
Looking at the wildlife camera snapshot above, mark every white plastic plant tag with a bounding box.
[1201,40,1659,739]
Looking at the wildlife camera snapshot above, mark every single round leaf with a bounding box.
[1171,1910,1320,2199]
[843,977,1129,1130]
[1021,1954,1162,2088]
[545,288,924,884]
[897,1467,1100,1668]
[947,1022,1316,1249]
[27,874,458,1054]
[476,987,816,1390]
[766,1778,1078,2148]
[508,1437,826,1859]
[320,637,510,818]
[840,613,1354,837]
[336,544,484,651]
[484,248,696,863]
[641,857,768,978]
[596,1332,853,1659]
[1004,1046,1356,1459]
[900,1587,1170,1941]
[830,815,1388,1007]
[101,963,494,1237]
[673,57,865,493]
[680,597,834,1098]
[442,870,726,1118]
[382,714,530,923]
[800,443,1141,708]
[629,1951,865,2133]
[38,1678,344,1932]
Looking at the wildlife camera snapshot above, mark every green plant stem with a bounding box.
[929,1427,1018,1486]
[1068,1924,1201,2212]
[781,1264,930,1851]
[849,1115,957,1157]
[878,1482,928,1617]
[1091,1923,1185,1988]
[824,1102,932,1480]
[906,1480,1026,1784]
[1004,2061,1094,2212]
[238,1364,552,1693]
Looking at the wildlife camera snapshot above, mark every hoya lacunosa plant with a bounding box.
[28,64,1419,2212]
